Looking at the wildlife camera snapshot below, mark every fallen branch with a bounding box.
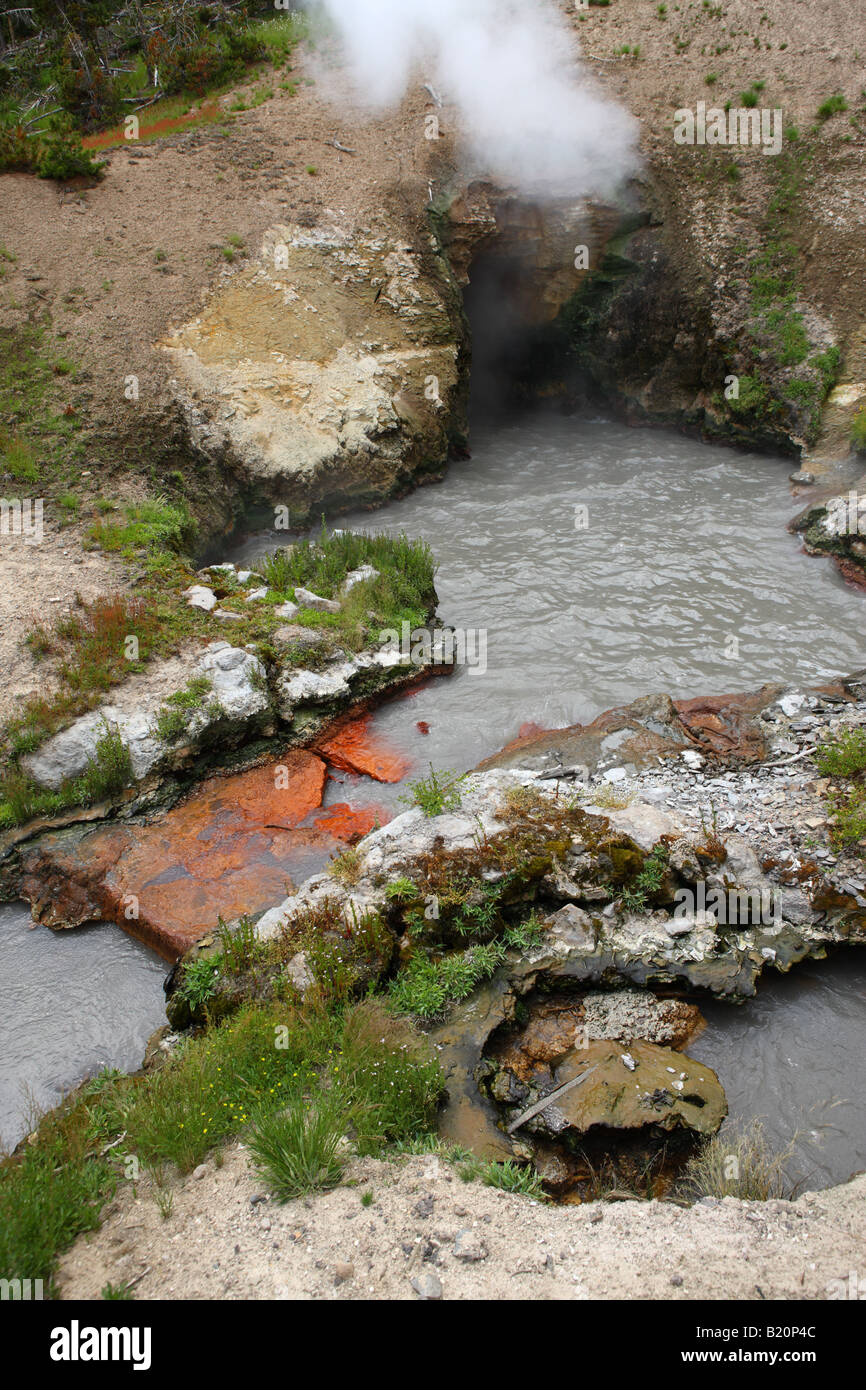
[506,1064,598,1134]
[325,138,357,155]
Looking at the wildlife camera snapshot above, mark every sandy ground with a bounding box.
[0,528,128,708]
[56,1146,866,1302]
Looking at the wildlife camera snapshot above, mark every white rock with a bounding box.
[196,643,270,721]
[279,662,355,705]
[245,587,268,602]
[21,707,161,790]
[274,601,299,620]
[778,693,805,717]
[341,564,379,594]
[295,586,341,614]
[184,584,218,612]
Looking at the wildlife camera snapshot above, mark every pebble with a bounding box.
[334,1261,355,1284]
[411,1272,443,1300]
[453,1229,488,1262]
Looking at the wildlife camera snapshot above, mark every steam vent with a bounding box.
[1,0,866,1332]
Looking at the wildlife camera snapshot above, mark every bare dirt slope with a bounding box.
[56,1146,866,1302]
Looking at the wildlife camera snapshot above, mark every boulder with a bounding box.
[509,1041,726,1141]
[341,565,379,594]
[21,707,161,791]
[183,584,218,612]
[294,586,341,615]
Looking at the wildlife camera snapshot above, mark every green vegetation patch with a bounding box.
[816,727,866,852]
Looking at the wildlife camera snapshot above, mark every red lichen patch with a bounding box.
[835,557,866,591]
[228,754,327,828]
[673,688,783,761]
[82,102,221,150]
[17,752,337,960]
[308,802,390,841]
[416,720,430,735]
[315,714,411,783]
[517,721,548,740]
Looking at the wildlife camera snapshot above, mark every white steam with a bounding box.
[314,0,639,198]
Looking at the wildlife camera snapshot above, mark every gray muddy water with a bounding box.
[236,414,866,811]
[0,902,167,1153]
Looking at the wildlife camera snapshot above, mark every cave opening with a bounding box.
[459,212,597,427]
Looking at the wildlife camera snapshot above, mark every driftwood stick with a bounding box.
[506,1064,598,1134]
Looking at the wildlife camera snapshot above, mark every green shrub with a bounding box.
[389,941,506,1020]
[0,120,37,173]
[74,724,133,801]
[51,36,122,131]
[851,410,866,455]
[247,1092,344,1200]
[817,93,849,122]
[399,765,465,817]
[35,131,105,181]
[174,954,223,1012]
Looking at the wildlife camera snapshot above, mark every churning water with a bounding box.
[237,413,866,799]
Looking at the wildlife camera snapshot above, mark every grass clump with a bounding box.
[256,524,436,656]
[681,1120,792,1201]
[815,727,866,850]
[247,1092,343,1200]
[458,1155,547,1198]
[0,1103,116,1293]
[154,675,215,742]
[399,765,465,818]
[329,845,363,886]
[816,93,849,122]
[337,1001,444,1155]
[816,727,866,778]
[88,496,195,559]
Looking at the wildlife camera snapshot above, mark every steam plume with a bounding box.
[314,0,639,197]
